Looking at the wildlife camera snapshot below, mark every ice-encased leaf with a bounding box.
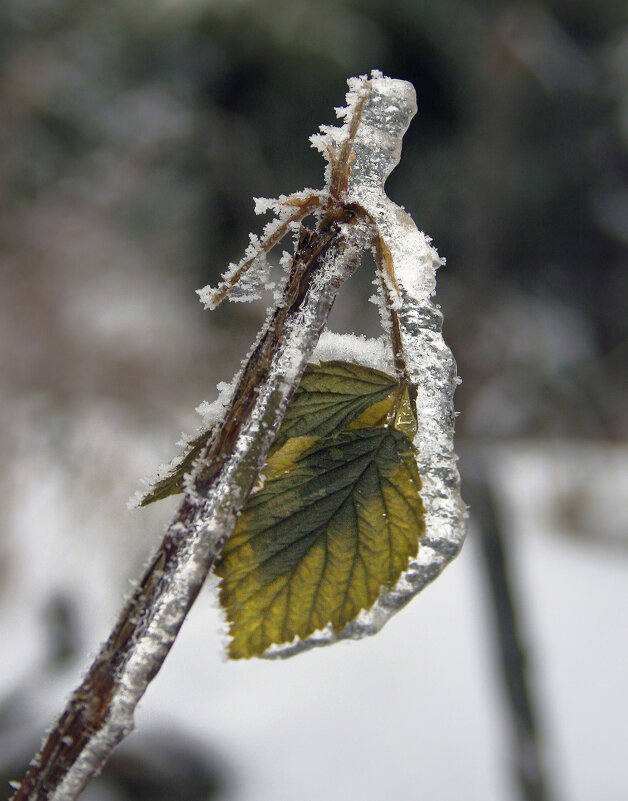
[263,72,466,658]
[215,427,425,659]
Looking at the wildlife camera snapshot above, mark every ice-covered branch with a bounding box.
[11,221,369,801]
[10,72,465,797]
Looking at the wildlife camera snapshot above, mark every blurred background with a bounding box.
[1,1,627,800]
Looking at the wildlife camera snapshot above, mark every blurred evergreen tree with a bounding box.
[1,0,626,438]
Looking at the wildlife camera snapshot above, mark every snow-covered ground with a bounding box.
[1,425,626,801]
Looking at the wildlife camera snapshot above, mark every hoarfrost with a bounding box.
[126,489,146,510]
[197,190,324,310]
[196,398,226,426]
[227,253,270,303]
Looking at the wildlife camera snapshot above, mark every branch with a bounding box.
[10,74,396,801]
[11,71,467,796]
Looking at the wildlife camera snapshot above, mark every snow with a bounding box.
[312,330,394,374]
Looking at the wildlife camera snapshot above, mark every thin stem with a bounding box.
[372,234,417,424]
[328,90,368,201]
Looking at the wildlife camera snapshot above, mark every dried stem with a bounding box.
[372,234,407,377]
[207,193,321,309]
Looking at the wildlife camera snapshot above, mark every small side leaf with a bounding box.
[215,427,425,659]
[138,428,212,506]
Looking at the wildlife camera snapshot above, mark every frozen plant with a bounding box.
[12,71,465,800]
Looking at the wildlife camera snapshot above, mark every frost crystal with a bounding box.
[227,252,270,303]
[197,190,324,310]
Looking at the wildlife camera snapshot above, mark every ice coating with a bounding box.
[347,74,417,190]
[345,75,440,301]
[264,72,466,659]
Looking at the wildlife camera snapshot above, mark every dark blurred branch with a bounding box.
[459,28,554,797]
[465,451,554,801]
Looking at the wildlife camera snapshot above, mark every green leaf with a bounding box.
[271,360,398,449]
[215,427,425,659]
[347,382,416,436]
